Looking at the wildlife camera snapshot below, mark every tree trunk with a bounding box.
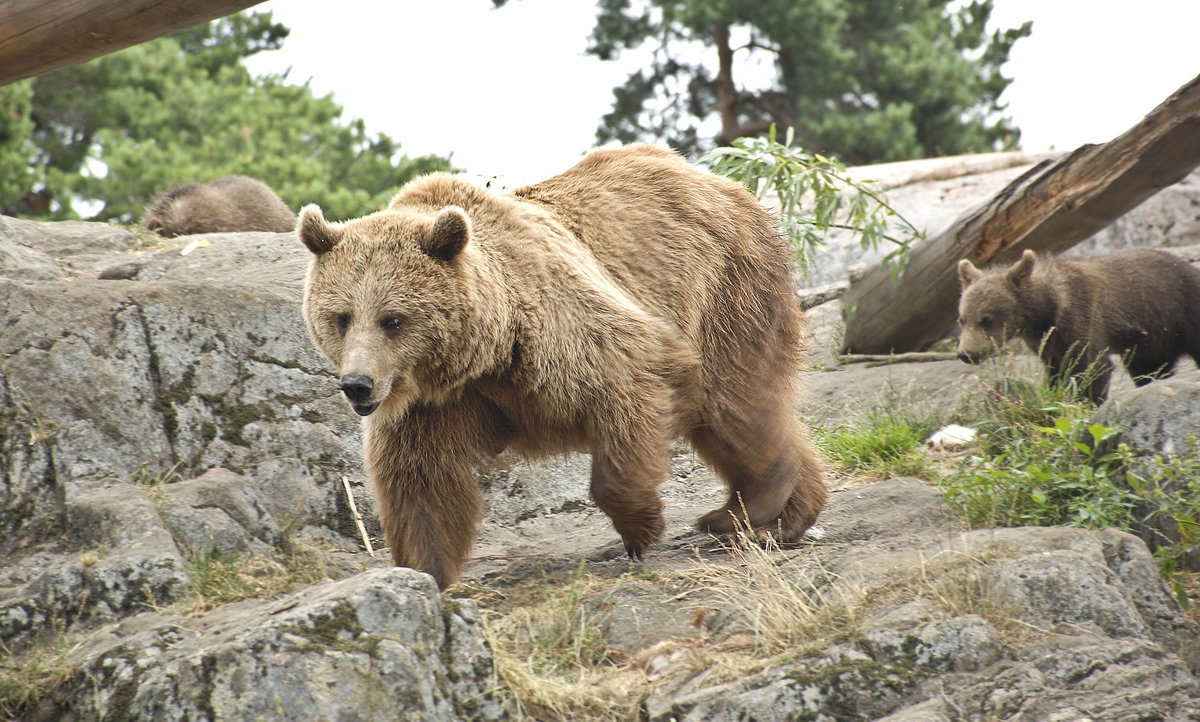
[714,24,739,144]
[840,72,1200,355]
[0,0,264,87]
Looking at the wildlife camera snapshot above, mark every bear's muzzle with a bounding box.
[340,374,379,416]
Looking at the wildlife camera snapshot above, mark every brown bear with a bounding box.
[298,144,826,589]
[957,248,1200,403]
[142,175,296,237]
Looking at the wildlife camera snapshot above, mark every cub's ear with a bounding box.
[1005,249,1036,288]
[423,206,471,261]
[958,259,983,289]
[298,204,344,255]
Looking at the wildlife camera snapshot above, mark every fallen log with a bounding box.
[841,72,1200,355]
[0,0,263,87]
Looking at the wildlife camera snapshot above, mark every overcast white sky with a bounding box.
[245,0,1200,186]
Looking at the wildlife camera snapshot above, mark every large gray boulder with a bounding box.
[1095,365,1200,568]
[0,220,371,649]
[28,567,507,721]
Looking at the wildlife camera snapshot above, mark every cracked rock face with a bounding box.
[0,223,371,647]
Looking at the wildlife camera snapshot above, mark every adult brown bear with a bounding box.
[298,145,826,588]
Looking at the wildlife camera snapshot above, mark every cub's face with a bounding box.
[298,204,472,420]
[956,252,1036,364]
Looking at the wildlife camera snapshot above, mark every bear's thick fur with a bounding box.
[142,175,296,237]
[957,248,1200,403]
[298,145,826,588]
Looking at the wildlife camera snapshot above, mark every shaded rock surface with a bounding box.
[4,156,1200,720]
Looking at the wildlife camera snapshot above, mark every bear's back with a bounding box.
[1056,249,1200,319]
[511,145,805,400]
[143,175,296,236]
[508,146,796,340]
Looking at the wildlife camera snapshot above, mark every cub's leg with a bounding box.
[1124,352,1178,387]
[365,395,509,589]
[692,405,826,541]
[1048,349,1113,404]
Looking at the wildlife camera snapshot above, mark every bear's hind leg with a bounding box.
[692,407,826,542]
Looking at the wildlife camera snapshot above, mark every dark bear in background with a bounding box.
[957,248,1200,403]
[142,175,296,237]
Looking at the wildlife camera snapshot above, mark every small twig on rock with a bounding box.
[838,352,960,367]
[342,475,374,557]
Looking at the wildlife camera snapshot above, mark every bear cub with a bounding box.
[143,175,296,237]
[957,248,1200,403]
[298,145,827,589]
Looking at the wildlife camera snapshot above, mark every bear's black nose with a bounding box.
[957,350,975,364]
[340,374,374,404]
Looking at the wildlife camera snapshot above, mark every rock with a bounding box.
[1095,365,1200,567]
[802,359,984,430]
[645,488,1200,721]
[0,482,190,649]
[0,215,140,279]
[156,468,282,556]
[861,615,1001,673]
[1098,365,1200,458]
[0,223,374,656]
[988,549,1150,638]
[29,568,507,721]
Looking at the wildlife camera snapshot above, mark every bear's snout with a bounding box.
[957,349,981,365]
[340,374,378,416]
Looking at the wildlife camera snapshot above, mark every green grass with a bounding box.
[817,408,939,481]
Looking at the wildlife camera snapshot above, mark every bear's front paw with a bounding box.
[613,514,664,562]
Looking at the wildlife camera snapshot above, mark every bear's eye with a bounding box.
[979,315,994,330]
[380,315,406,334]
[333,313,350,335]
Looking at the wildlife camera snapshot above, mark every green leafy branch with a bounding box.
[702,126,924,277]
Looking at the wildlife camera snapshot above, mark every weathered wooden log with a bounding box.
[0,0,263,87]
[841,72,1200,354]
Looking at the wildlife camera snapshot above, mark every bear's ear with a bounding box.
[1005,249,1036,288]
[958,259,983,289]
[422,206,470,261]
[298,204,343,255]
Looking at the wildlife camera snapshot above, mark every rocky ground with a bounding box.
[4,158,1200,720]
